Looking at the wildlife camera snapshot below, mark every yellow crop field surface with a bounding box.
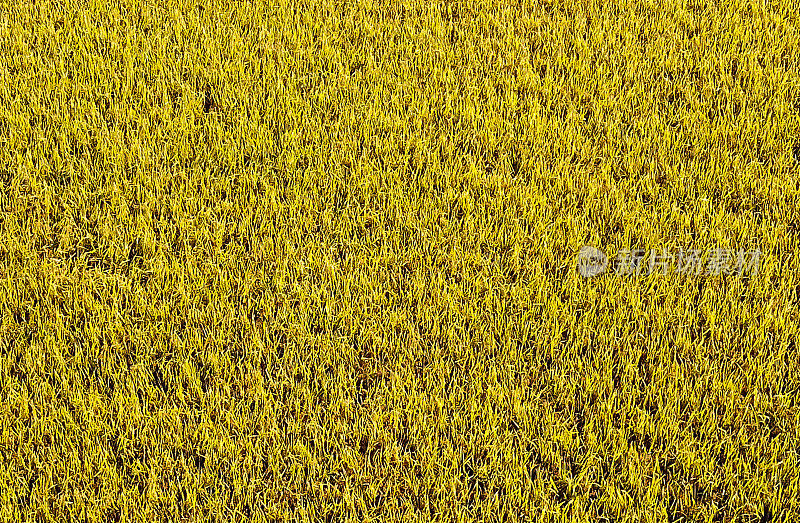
[1,0,799,520]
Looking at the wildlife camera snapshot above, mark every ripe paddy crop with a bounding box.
[1,0,799,521]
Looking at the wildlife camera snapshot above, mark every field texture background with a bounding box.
[1,0,799,521]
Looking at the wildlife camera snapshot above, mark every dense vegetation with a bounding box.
[1,0,799,520]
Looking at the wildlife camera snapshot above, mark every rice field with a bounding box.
[1,0,799,520]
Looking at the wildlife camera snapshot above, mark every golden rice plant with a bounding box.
[0,0,798,521]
